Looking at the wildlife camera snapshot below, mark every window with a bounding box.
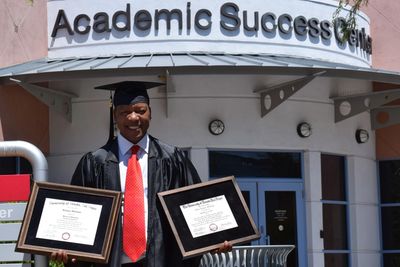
[179,147,190,159]
[321,154,349,267]
[209,151,301,178]
[379,160,400,267]
[0,157,32,174]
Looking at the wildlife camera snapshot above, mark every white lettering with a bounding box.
[0,209,13,219]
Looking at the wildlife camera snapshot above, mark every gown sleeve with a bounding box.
[70,152,105,188]
[175,147,202,186]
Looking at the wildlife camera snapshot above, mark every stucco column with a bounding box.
[304,151,324,267]
[347,155,380,267]
[190,147,209,181]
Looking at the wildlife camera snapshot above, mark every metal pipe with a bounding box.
[0,140,48,267]
[0,140,48,182]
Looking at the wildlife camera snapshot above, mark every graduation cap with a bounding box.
[95,81,164,106]
[94,81,165,143]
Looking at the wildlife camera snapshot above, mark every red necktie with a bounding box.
[123,145,146,262]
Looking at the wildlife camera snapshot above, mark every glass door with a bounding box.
[236,181,260,245]
[237,180,307,267]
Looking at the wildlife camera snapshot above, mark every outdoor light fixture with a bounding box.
[355,129,369,144]
[209,119,225,135]
[297,122,312,138]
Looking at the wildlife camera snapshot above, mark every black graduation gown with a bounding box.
[69,135,202,267]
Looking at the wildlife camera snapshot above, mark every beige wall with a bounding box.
[364,1,400,72]
[363,1,400,159]
[0,84,49,154]
[0,0,47,68]
[0,0,48,154]
[373,82,400,160]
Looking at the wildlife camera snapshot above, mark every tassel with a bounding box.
[107,91,114,143]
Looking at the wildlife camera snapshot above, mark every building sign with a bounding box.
[0,175,31,263]
[48,0,372,67]
[0,174,30,202]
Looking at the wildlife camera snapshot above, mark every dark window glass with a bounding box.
[381,206,400,250]
[383,253,400,267]
[240,190,252,246]
[0,157,32,174]
[179,148,190,159]
[321,154,348,266]
[322,204,348,250]
[265,191,298,267]
[324,253,349,267]
[321,154,346,201]
[241,191,250,210]
[209,151,301,178]
[379,160,400,203]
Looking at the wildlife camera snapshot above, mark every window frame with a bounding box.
[321,153,351,267]
[0,157,32,175]
[378,158,400,267]
[208,148,303,180]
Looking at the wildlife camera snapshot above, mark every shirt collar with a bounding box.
[117,132,149,157]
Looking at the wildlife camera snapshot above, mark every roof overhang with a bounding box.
[1,53,400,84]
[1,53,400,129]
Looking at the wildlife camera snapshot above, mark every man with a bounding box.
[51,81,230,267]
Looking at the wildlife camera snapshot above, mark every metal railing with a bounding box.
[0,141,48,267]
[200,245,295,267]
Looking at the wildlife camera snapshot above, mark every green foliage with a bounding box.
[49,260,65,267]
[333,0,369,41]
[25,0,34,5]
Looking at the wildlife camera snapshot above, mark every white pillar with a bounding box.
[190,147,209,182]
[304,151,324,267]
[347,156,380,267]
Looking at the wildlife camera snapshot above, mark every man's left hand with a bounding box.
[212,240,233,254]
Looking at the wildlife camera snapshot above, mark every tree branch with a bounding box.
[333,0,369,41]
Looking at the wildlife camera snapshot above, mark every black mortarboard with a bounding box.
[95,81,164,106]
[94,81,164,143]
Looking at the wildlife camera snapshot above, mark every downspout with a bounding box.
[0,140,48,267]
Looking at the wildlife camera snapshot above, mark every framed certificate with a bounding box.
[16,182,122,264]
[157,176,260,259]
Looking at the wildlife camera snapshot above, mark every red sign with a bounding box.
[0,174,31,202]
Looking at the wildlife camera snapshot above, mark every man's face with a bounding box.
[114,102,151,144]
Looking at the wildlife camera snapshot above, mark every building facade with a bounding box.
[1,1,400,267]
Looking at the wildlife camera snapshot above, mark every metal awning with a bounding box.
[1,52,400,129]
[1,52,400,84]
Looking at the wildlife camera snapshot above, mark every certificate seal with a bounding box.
[62,232,71,240]
[209,223,218,232]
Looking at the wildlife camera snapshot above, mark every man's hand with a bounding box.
[212,240,233,254]
[50,250,77,265]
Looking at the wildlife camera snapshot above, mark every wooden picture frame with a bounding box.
[157,176,260,259]
[16,182,122,264]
